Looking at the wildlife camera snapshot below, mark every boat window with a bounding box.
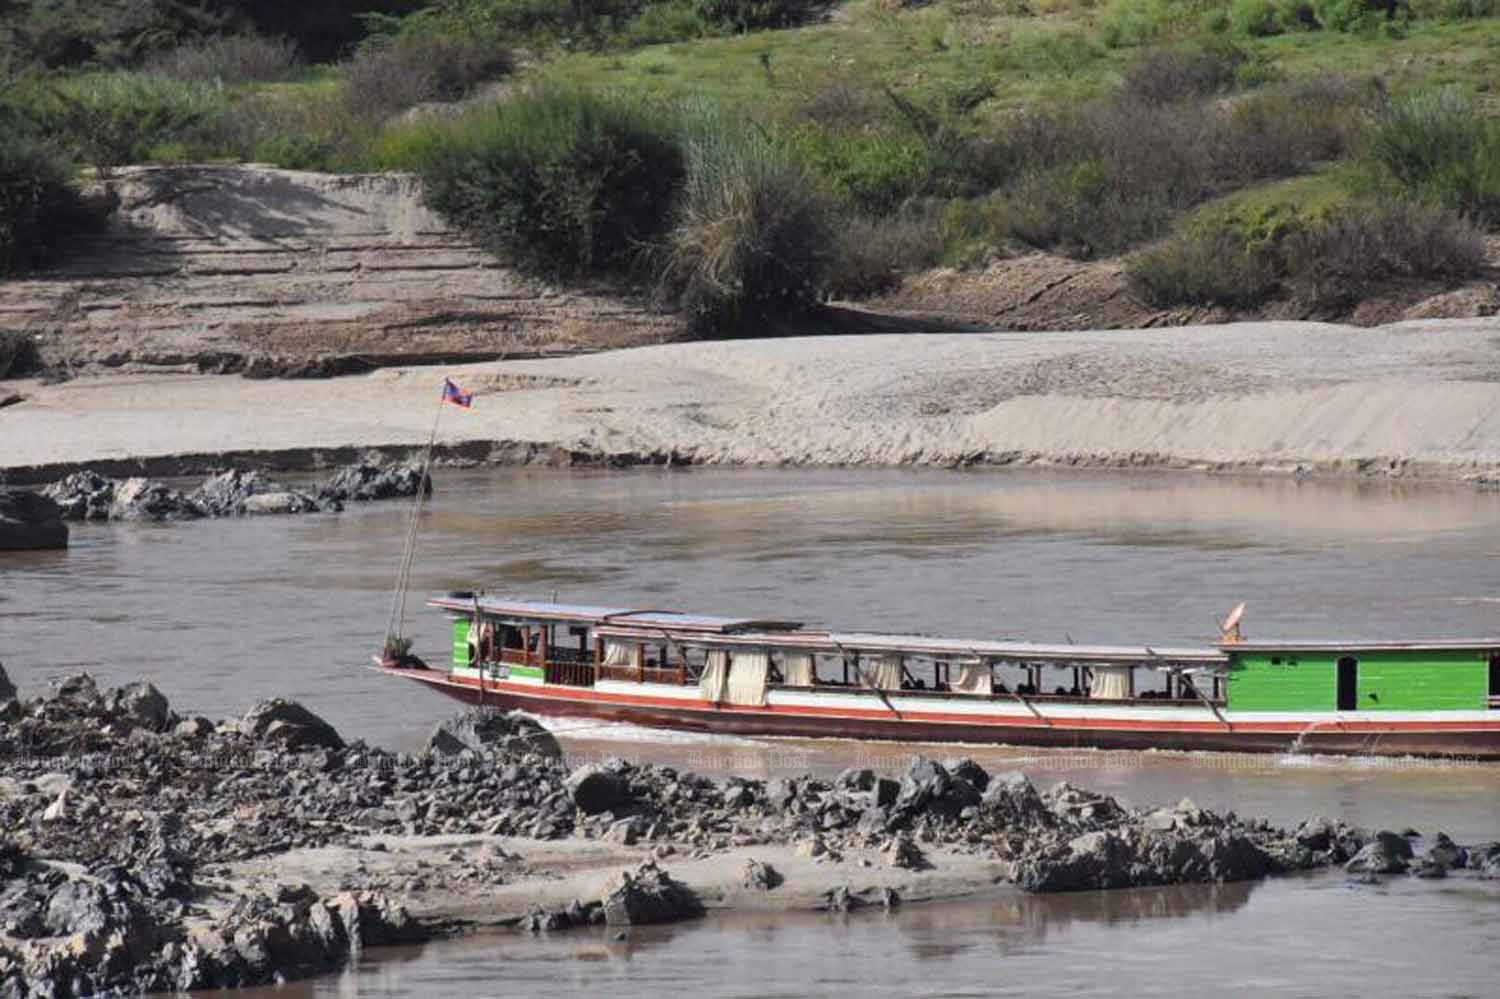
[501,625,524,650]
[1336,656,1358,711]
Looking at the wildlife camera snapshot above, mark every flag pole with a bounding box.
[384,387,446,655]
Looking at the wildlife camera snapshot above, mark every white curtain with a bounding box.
[783,652,815,686]
[725,651,769,706]
[860,655,904,692]
[952,660,993,696]
[699,649,729,702]
[602,641,636,667]
[1090,665,1132,699]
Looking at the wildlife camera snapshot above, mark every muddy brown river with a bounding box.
[4,467,1499,996]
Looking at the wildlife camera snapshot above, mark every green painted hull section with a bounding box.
[452,619,471,667]
[1228,649,1490,712]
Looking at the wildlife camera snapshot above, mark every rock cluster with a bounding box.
[2,674,1493,993]
[0,490,67,552]
[40,461,430,524]
[316,463,431,505]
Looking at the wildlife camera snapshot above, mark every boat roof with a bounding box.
[1224,639,1500,653]
[593,623,1225,665]
[427,595,801,634]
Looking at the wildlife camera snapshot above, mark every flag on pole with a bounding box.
[441,377,474,409]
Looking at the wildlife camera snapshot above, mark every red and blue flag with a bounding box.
[441,377,473,409]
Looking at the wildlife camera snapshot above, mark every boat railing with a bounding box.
[597,665,687,686]
[545,661,596,687]
[770,683,1224,707]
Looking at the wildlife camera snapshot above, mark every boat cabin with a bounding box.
[428,594,1231,707]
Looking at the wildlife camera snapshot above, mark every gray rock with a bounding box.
[566,765,630,815]
[42,880,114,936]
[42,471,116,521]
[1345,831,1413,875]
[427,709,562,759]
[110,477,205,522]
[1426,832,1467,870]
[242,491,323,516]
[945,757,991,792]
[741,859,783,890]
[0,662,14,703]
[883,835,928,871]
[318,462,431,504]
[600,861,702,926]
[193,470,323,517]
[823,885,866,912]
[1295,816,1338,853]
[0,488,68,550]
[980,771,1050,824]
[107,681,173,732]
[240,699,345,751]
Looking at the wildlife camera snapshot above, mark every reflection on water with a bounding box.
[7,468,1500,996]
[238,873,1500,999]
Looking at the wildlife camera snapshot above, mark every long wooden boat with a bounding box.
[374,594,1500,759]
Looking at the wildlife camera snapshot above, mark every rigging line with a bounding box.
[386,391,445,643]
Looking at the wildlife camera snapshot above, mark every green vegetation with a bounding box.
[412,90,683,280]
[3,0,1500,328]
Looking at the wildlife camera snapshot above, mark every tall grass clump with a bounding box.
[986,69,1373,257]
[1128,226,1281,306]
[1365,88,1500,225]
[1129,200,1484,309]
[1285,201,1485,307]
[144,34,301,83]
[341,30,512,119]
[413,88,683,281]
[663,100,837,331]
[0,131,93,276]
[27,72,229,173]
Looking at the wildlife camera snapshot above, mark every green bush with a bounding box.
[341,29,513,119]
[1128,198,1482,309]
[825,202,966,298]
[1128,226,1281,307]
[1099,0,1175,47]
[663,100,837,331]
[144,34,301,83]
[691,0,822,31]
[1286,200,1484,307]
[0,127,96,276]
[414,88,684,281]
[621,1,712,44]
[1120,41,1251,103]
[1230,0,1285,35]
[1365,88,1500,224]
[790,130,938,214]
[28,72,228,173]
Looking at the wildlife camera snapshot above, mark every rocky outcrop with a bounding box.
[600,862,702,926]
[1346,830,1415,875]
[239,699,346,751]
[109,477,206,521]
[0,489,68,551]
[317,462,430,504]
[193,469,324,517]
[41,463,426,523]
[565,764,631,815]
[426,709,562,759]
[741,859,782,890]
[40,471,117,521]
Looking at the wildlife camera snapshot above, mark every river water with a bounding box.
[4,467,1500,996]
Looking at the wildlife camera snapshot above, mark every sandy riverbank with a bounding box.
[6,318,1500,483]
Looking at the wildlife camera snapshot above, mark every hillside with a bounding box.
[4,0,1500,351]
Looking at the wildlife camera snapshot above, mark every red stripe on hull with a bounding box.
[378,668,1500,760]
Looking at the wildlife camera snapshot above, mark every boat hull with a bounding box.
[377,666,1500,760]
